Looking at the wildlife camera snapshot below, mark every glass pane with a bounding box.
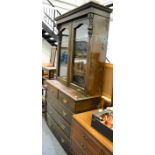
[72,24,88,87]
[59,28,69,80]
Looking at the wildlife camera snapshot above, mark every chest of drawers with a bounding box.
[45,80,101,154]
[70,110,113,155]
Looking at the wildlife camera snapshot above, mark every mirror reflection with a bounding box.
[72,24,88,87]
[59,28,69,80]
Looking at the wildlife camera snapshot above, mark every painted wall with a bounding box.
[42,38,51,64]
[42,38,57,66]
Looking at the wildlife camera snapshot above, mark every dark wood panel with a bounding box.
[71,110,113,154]
[101,148,112,155]
[71,120,87,149]
[47,93,59,107]
[46,113,57,134]
[47,80,85,100]
[53,122,70,154]
[47,94,73,124]
[70,138,86,155]
[47,83,58,98]
[46,80,100,100]
[47,104,71,138]
[59,91,75,112]
[46,113,70,154]
[55,2,112,24]
[72,120,102,155]
[75,97,100,113]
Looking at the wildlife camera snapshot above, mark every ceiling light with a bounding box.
[50,37,54,40]
[44,32,49,35]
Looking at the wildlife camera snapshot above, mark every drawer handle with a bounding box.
[80,132,88,140]
[61,137,65,143]
[62,110,67,116]
[60,123,65,130]
[63,98,68,104]
[80,142,86,149]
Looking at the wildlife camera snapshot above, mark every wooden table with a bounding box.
[71,109,113,155]
[42,66,56,80]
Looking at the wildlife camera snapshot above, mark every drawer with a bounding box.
[46,113,56,134]
[59,91,75,112]
[52,99,73,125]
[47,94,73,125]
[75,97,100,113]
[71,138,85,155]
[72,120,102,155]
[47,84,58,98]
[46,113,70,154]
[47,94,59,107]
[47,104,71,138]
[53,119,71,154]
[85,135,102,155]
[101,148,112,155]
[71,120,87,149]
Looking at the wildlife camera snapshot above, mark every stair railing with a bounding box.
[43,0,61,35]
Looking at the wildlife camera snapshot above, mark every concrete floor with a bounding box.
[42,117,67,155]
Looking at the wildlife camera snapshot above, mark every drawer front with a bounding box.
[71,120,87,150]
[75,97,100,113]
[101,149,113,155]
[47,94,59,107]
[71,139,85,155]
[46,113,70,154]
[47,104,71,138]
[47,84,58,98]
[59,91,75,112]
[72,120,102,155]
[52,118,70,154]
[46,113,56,134]
[47,93,73,125]
[49,96,73,125]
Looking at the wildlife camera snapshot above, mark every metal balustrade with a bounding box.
[42,0,61,45]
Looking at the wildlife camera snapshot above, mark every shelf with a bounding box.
[74,56,87,59]
[42,76,48,80]
[42,66,56,71]
[73,71,85,76]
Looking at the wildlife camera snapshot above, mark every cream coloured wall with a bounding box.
[42,38,57,66]
[42,38,51,64]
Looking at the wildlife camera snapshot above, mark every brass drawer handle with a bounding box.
[61,137,65,143]
[60,123,65,130]
[80,142,86,149]
[63,98,68,104]
[80,132,88,140]
[62,110,67,116]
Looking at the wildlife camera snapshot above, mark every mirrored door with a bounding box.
[59,27,70,81]
[72,20,89,88]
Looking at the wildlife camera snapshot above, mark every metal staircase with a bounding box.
[42,0,61,46]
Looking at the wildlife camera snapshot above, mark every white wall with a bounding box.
[42,38,51,64]
[42,38,57,66]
